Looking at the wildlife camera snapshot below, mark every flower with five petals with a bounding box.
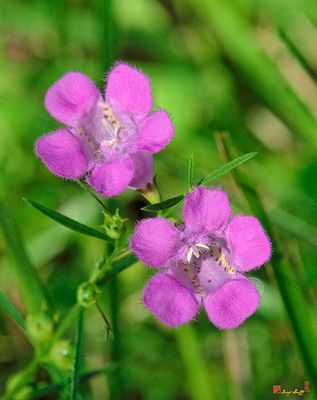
[35,63,174,197]
[130,187,271,329]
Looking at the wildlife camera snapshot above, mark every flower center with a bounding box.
[186,243,209,263]
[209,245,236,275]
[186,243,235,275]
[99,102,122,146]
[179,242,236,296]
[172,242,236,298]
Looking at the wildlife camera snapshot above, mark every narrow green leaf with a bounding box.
[278,27,317,82]
[0,200,49,314]
[71,308,84,400]
[0,292,25,331]
[175,326,215,400]
[141,195,184,212]
[96,254,137,286]
[191,0,317,150]
[268,208,317,248]
[200,152,257,185]
[24,199,108,241]
[187,153,195,190]
[32,365,117,398]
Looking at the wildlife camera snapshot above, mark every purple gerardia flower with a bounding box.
[130,187,272,329]
[35,63,174,197]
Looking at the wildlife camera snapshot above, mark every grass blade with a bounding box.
[141,195,184,212]
[71,308,84,400]
[96,254,137,286]
[278,26,317,82]
[268,208,317,248]
[200,152,257,185]
[190,0,317,150]
[0,200,49,314]
[187,153,195,190]
[24,198,108,241]
[32,365,117,398]
[175,326,215,400]
[0,292,26,332]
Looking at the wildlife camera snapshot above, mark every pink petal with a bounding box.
[45,72,100,126]
[128,152,154,190]
[204,278,260,329]
[226,215,272,271]
[130,217,179,268]
[105,63,152,117]
[35,129,89,179]
[135,110,174,153]
[87,157,134,197]
[183,187,231,234]
[143,273,199,327]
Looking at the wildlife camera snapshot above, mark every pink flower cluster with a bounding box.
[36,63,272,329]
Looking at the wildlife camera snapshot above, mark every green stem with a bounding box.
[31,364,118,398]
[95,0,114,70]
[76,180,111,215]
[95,254,136,286]
[52,303,81,343]
[108,275,122,400]
[3,357,40,400]
[215,132,317,389]
[0,291,26,332]
[71,308,84,400]
[175,326,215,400]
[0,200,49,315]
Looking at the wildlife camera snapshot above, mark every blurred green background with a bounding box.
[1,0,317,399]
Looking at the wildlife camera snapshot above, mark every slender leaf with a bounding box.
[175,326,215,400]
[268,208,317,248]
[141,195,184,212]
[200,152,257,185]
[24,198,108,241]
[96,254,137,286]
[0,292,25,331]
[71,308,84,400]
[190,0,317,150]
[278,27,317,82]
[32,365,117,398]
[187,153,195,189]
[0,200,49,314]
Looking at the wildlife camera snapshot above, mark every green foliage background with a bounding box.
[1,0,317,399]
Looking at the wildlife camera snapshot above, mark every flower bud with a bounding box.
[103,209,126,240]
[13,386,33,400]
[26,313,53,343]
[77,282,98,307]
[50,339,74,371]
[6,371,32,399]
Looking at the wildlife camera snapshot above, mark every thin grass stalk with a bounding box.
[94,3,123,397]
[188,0,317,150]
[175,326,215,400]
[71,308,84,400]
[0,200,49,315]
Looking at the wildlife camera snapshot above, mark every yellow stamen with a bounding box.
[100,102,121,132]
[210,246,236,275]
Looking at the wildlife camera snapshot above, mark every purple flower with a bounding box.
[130,187,272,329]
[35,63,174,197]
